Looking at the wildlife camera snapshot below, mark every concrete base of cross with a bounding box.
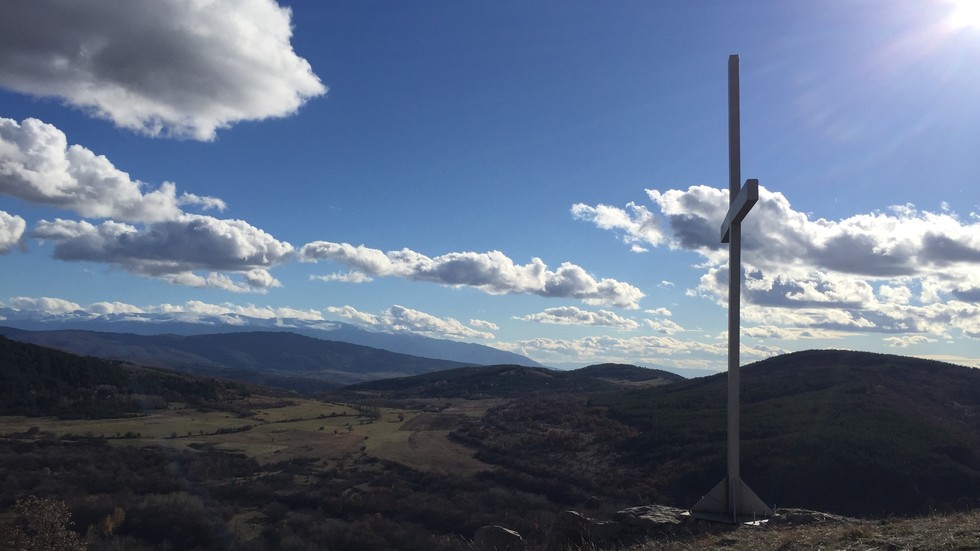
[691,475,773,524]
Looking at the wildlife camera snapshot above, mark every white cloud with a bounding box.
[571,201,664,250]
[7,296,325,322]
[643,318,684,335]
[1,117,292,293]
[499,334,782,369]
[742,325,854,341]
[644,307,672,317]
[0,0,325,140]
[31,215,293,292]
[884,335,938,347]
[176,300,322,321]
[0,117,225,222]
[576,185,980,342]
[9,296,82,315]
[327,304,495,340]
[878,284,912,305]
[310,271,374,284]
[469,319,499,331]
[86,301,144,315]
[325,305,382,327]
[301,241,644,308]
[0,210,26,253]
[516,306,639,330]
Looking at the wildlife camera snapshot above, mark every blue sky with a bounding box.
[1,0,979,371]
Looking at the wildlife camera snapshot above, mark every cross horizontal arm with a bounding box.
[720,179,758,243]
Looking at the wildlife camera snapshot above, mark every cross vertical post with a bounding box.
[691,54,772,524]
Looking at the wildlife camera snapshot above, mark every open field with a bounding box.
[0,395,498,473]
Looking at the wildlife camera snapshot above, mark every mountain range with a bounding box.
[0,326,473,391]
[0,307,540,367]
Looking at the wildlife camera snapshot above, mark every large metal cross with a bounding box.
[691,55,772,524]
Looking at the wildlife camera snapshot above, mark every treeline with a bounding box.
[0,337,250,419]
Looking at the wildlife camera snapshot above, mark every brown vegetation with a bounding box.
[623,511,980,551]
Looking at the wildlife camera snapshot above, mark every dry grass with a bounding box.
[623,511,980,551]
[0,395,495,474]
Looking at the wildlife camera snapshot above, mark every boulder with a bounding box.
[473,525,525,551]
[615,504,691,534]
[546,505,703,550]
[769,508,854,526]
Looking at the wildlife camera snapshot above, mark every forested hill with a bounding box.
[600,349,980,515]
[346,362,682,398]
[450,349,980,517]
[0,336,250,418]
[0,327,472,390]
[569,363,684,383]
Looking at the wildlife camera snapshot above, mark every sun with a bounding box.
[947,0,980,30]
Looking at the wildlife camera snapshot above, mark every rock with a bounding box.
[615,504,691,534]
[473,525,525,551]
[769,508,854,526]
[546,505,707,550]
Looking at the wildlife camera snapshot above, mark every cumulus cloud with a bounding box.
[884,335,938,347]
[0,0,325,140]
[499,334,782,370]
[327,304,495,340]
[643,318,684,335]
[469,319,499,331]
[0,117,225,222]
[570,202,664,251]
[32,215,293,292]
[301,242,644,308]
[0,117,294,292]
[310,271,374,284]
[7,296,325,322]
[86,301,145,315]
[576,184,980,343]
[0,210,26,253]
[175,300,323,321]
[9,296,81,315]
[516,306,639,330]
[742,325,853,341]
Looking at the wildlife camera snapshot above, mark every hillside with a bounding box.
[0,336,251,418]
[452,349,980,517]
[4,345,980,549]
[570,363,684,384]
[346,362,682,398]
[0,327,472,390]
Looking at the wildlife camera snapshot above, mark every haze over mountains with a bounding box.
[0,307,540,367]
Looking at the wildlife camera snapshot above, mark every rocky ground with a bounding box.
[472,505,980,551]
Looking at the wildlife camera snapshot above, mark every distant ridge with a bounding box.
[0,308,542,367]
[347,362,682,398]
[569,362,684,383]
[0,327,472,391]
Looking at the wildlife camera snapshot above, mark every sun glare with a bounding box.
[948,0,980,29]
